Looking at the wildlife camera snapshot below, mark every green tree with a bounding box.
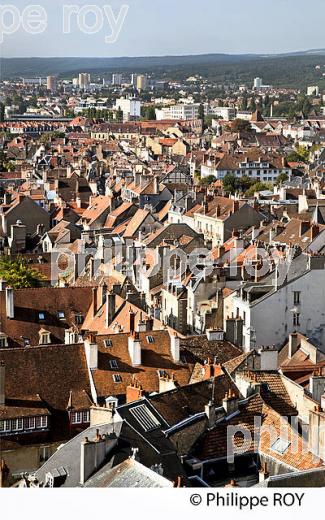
[286,145,310,163]
[275,173,289,186]
[246,182,272,197]
[116,107,123,122]
[199,174,216,186]
[223,173,238,194]
[0,256,45,289]
[198,104,205,122]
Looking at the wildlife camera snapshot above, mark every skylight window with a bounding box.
[113,374,122,383]
[146,335,155,344]
[57,311,65,320]
[104,339,112,348]
[271,438,291,455]
[109,360,118,369]
[130,404,161,432]
[38,312,45,321]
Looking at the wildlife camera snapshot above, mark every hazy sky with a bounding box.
[2,0,325,58]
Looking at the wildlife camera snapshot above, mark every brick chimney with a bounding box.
[126,378,144,403]
[222,390,239,414]
[0,362,5,406]
[311,224,320,240]
[204,358,222,379]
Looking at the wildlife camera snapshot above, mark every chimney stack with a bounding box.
[169,331,180,363]
[128,332,141,366]
[126,378,144,403]
[129,308,135,334]
[105,291,116,328]
[5,287,14,319]
[288,332,299,359]
[222,390,239,414]
[258,462,269,483]
[0,362,5,406]
[92,287,98,318]
[84,335,98,370]
[205,400,216,428]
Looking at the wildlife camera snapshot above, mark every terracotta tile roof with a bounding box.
[237,371,297,417]
[0,395,49,420]
[181,336,242,365]
[194,393,322,471]
[0,286,93,347]
[92,330,192,399]
[0,343,93,439]
[123,209,151,239]
[149,373,239,427]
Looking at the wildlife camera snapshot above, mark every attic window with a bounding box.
[39,331,51,345]
[38,312,45,321]
[75,314,83,325]
[0,334,8,348]
[23,337,30,347]
[271,438,291,455]
[109,360,118,369]
[104,339,112,348]
[113,374,122,383]
[57,311,65,320]
[146,335,155,344]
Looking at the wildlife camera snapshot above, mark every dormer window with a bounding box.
[39,329,51,345]
[75,313,83,325]
[105,396,118,410]
[0,333,8,348]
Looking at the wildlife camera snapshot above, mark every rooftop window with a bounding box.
[271,438,291,455]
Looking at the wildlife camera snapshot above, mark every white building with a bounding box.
[115,97,141,121]
[112,74,123,86]
[232,253,325,352]
[254,77,263,89]
[307,86,319,96]
[155,103,203,120]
